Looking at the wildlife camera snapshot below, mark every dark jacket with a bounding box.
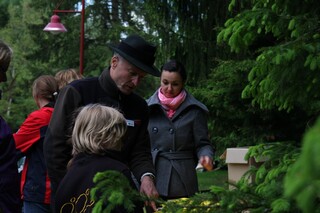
[14,103,54,204]
[55,152,143,213]
[147,89,214,198]
[0,116,21,213]
[44,69,155,194]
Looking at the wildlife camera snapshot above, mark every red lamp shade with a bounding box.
[43,14,67,34]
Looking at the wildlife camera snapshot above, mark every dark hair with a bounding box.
[32,75,59,102]
[0,40,12,73]
[161,59,187,83]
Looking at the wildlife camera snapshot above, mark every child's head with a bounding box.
[71,104,127,155]
[55,68,83,89]
[32,75,59,104]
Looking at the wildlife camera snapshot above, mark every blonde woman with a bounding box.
[55,104,143,212]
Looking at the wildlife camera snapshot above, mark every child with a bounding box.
[54,68,83,90]
[54,104,143,212]
[14,75,59,212]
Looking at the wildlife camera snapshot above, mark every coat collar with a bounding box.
[74,150,124,163]
[98,67,121,100]
[147,89,209,116]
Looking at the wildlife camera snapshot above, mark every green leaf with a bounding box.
[91,171,141,213]
[274,54,282,65]
[249,18,256,28]
[257,27,262,34]
[291,29,299,38]
[271,3,277,12]
[228,0,236,12]
[288,19,295,30]
[271,198,291,212]
[310,57,318,70]
[304,55,313,67]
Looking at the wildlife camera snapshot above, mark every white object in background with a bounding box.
[196,162,204,172]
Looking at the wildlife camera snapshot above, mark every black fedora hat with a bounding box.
[108,35,160,77]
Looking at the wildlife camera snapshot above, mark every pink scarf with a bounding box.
[158,88,186,118]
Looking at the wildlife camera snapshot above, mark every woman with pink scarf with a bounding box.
[147,59,214,199]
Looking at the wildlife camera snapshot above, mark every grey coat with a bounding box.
[147,89,214,198]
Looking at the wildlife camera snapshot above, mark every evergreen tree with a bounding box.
[218,0,320,116]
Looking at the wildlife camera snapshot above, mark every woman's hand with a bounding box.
[199,156,214,171]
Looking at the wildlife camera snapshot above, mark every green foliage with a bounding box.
[218,0,320,113]
[197,170,228,192]
[0,0,50,130]
[188,59,259,154]
[157,0,319,212]
[159,143,301,213]
[188,59,308,155]
[0,0,232,128]
[0,0,155,129]
[140,0,231,84]
[0,1,318,212]
[159,194,219,213]
[285,118,320,213]
[214,143,300,212]
[91,171,140,213]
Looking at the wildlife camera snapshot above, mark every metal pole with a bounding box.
[53,0,85,75]
[79,0,85,75]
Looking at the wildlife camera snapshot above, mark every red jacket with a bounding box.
[14,104,53,204]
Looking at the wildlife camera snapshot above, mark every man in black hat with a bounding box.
[0,40,21,213]
[44,35,159,211]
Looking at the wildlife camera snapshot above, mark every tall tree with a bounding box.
[136,0,231,85]
[0,0,51,130]
[218,0,320,117]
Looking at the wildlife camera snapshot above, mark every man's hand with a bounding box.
[140,175,159,212]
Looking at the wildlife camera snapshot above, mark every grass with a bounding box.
[197,169,228,192]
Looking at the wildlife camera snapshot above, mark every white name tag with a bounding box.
[126,119,135,127]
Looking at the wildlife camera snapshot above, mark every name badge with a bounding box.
[126,119,135,127]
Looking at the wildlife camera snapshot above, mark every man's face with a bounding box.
[110,55,147,95]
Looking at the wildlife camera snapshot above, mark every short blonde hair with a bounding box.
[72,104,127,155]
[55,68,83,89]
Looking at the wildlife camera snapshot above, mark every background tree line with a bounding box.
[0,0,319,156]
[0,0,317,158]
[0,0,230,148]
[1,0,320,211]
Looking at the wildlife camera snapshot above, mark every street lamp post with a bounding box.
[43,0,85,75]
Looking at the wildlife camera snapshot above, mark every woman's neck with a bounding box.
[36,98,49,108]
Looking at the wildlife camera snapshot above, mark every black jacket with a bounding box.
[44,68,155,194]
[0,116,21,213]
[55,152,143,213]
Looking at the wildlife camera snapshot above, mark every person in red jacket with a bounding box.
[14,75,59,213]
